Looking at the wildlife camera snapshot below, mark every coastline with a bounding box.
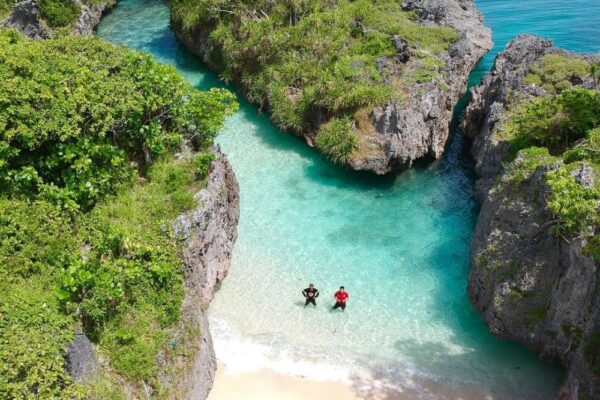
[207,363,503,400]
[207,364,362,400]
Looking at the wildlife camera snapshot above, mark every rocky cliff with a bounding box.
[170,0,491,174]
[161,146,240,399]
[464,35,600,399]
[63,147,240,399]
[2,0,114,38]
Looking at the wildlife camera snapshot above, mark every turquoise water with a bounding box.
[97,1,599,398]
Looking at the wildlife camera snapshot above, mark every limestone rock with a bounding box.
[464,35,600,399]
[2,0,113,39]
[65,332,99,382]
[162,146,239,400]
[3,0,50,39]
[171,0,492,174]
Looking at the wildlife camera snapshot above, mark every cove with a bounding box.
[96,1,598,398]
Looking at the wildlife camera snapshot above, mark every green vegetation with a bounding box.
[0,30,235,211]
[38,0,80,27]
[583,333,600,376]
[503,89,600,155]
[498,84,600,260]
[168,0,459,161]
[315,117,358,163]
[0,0,99,26]
[508,146,558,184]
[523,54,590,93]
[0,30,237,398]
[546,166,599,234]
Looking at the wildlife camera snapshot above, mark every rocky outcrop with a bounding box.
[162,147,240,399]
[464,36,600,399]
[3,0,50,39]
[462,34,598,200]
[2,0,114,39]
[74,0,114,36]
[171,0,491,174]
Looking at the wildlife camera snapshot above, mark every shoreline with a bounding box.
[206,363,498,400]
[207,364,364,400]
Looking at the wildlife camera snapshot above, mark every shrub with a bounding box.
[506,89,600,155]
[38,0,80,27]
[0,31,237,395]
[546,166,599,235]
[523,54,590,93]
[315,117,358,163]
[0,275,77,399]
[563,127,600,164]
[508,146,557,184]
[0,31,237,210]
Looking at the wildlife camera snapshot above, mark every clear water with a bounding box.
[97,1,599,398]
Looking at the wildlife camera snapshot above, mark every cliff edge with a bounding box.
[464,35,600,399]
[169,0,491,173]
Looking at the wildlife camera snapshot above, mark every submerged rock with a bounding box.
[464,35,600,399]
[170,0,491,174]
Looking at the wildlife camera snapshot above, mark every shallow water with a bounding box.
[97,1,599,398]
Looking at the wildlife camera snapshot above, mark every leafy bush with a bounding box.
[0,276,78,399]
[508,146,557,184]
[546,166,599,235]
[563,127,600,164]
[505,89,600,155]
[169,0,459,158]
[523,54,590,93]
[0,31,237,210]
[315,117,358,163]
[195,151,216,179]
[38,0,80,27]
[0,31,235,396]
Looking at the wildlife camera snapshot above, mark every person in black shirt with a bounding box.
[302,284,319,307]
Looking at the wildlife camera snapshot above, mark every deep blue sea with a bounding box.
[97,1,599,398]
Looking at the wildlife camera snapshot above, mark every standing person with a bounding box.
[332,286,349,311]
[302,284,319,307]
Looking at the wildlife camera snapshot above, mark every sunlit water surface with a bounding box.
[97,1,599,397]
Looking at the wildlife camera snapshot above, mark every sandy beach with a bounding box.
[207,364,364,400]
[206,363,501,400]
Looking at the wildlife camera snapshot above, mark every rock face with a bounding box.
[65,332,100,382]
[462,34,597,200]
[171,0,491,174]
[2,0,113,38]
[165,147,240,399]
[3,0,50,39]
[464,35,600,399]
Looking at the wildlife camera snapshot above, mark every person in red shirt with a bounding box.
[332,286,349,311]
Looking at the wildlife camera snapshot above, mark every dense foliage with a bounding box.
[505,89,600,155]
[0,30,236,210]
[169,0,459,162]
[501,86,600,253]
[523,54,590,93]
[546,167,599,234]
[0,30,237,398]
